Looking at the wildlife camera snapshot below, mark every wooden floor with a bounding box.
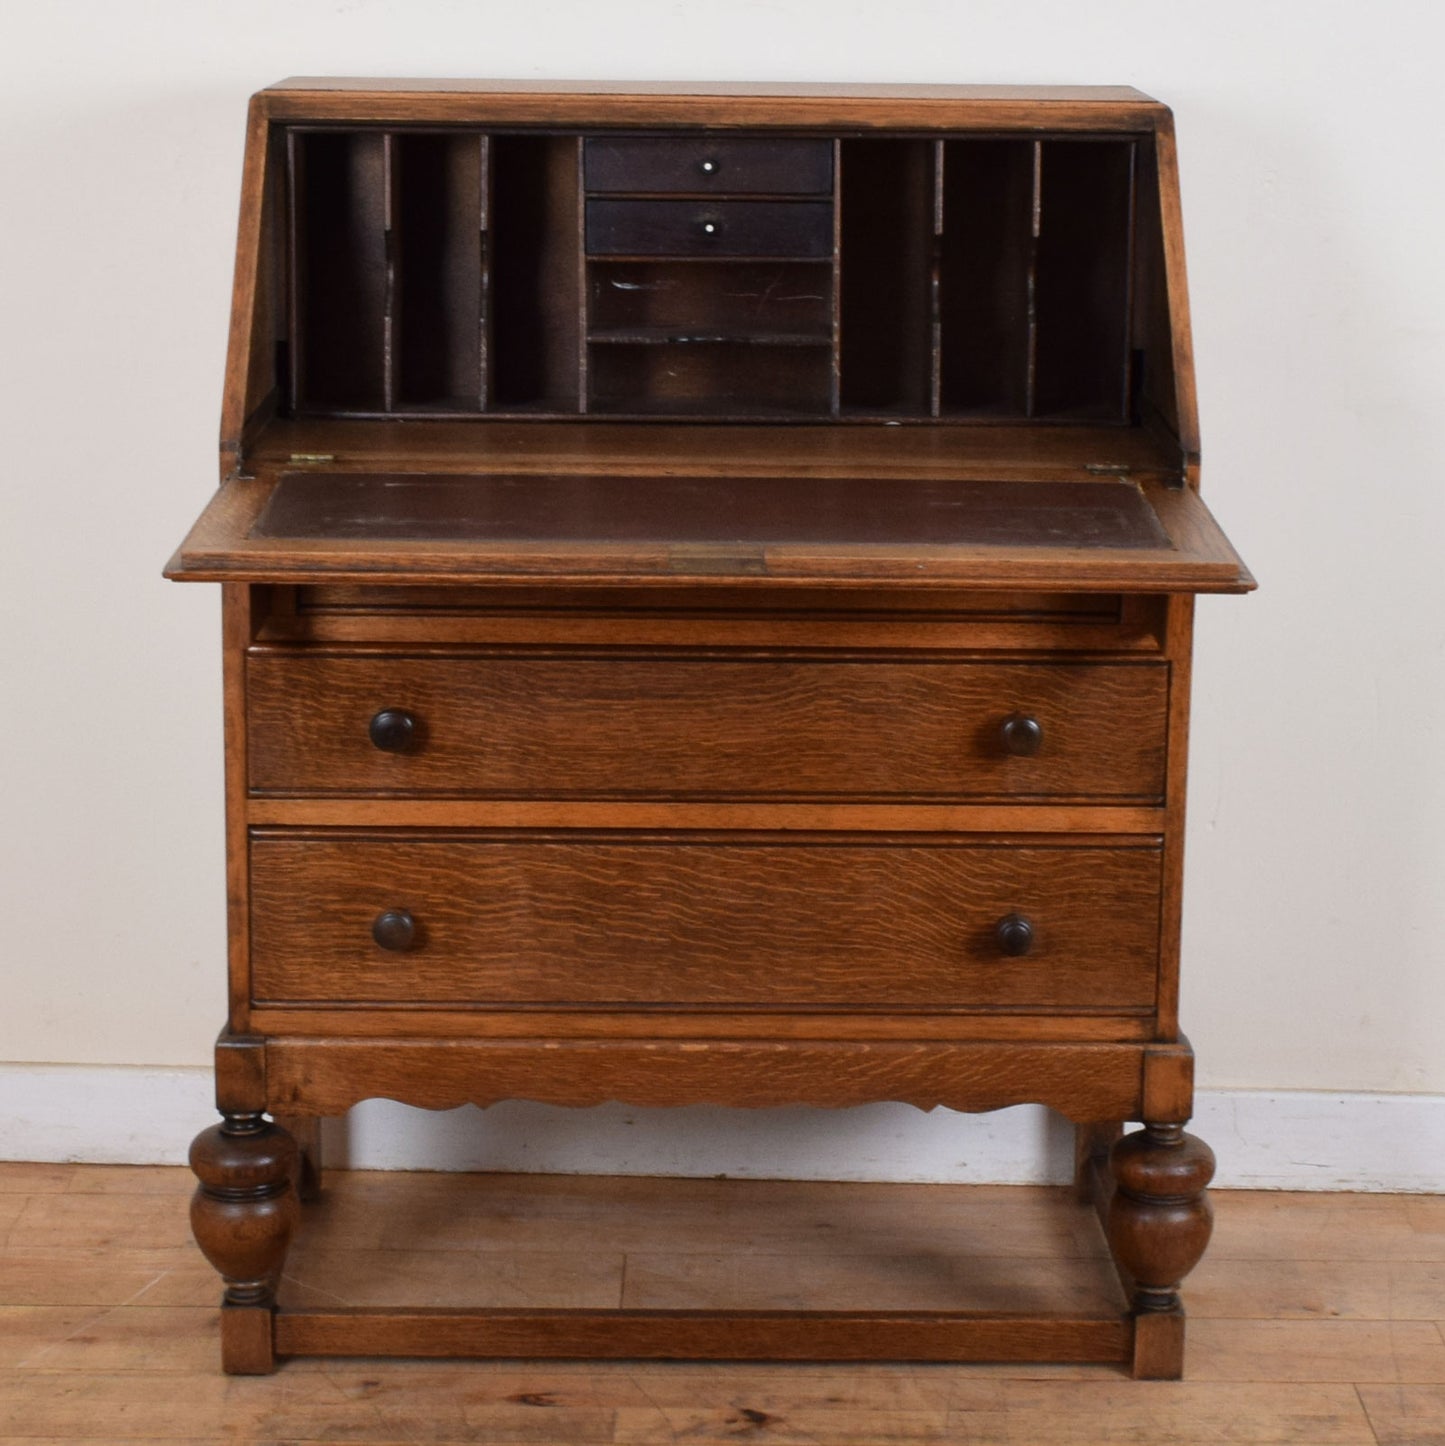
[0,1163,1442,1443]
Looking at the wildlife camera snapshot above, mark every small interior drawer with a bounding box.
[249,834,1162,1010]
[246,652,1169,801]
[584,136,834,195]
[586,198,834,258]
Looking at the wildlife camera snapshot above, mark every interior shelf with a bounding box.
[587,328,832,347]
[587,342,833,416]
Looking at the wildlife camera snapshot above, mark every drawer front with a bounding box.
[586,198,834,257]
[247,654,1168,800]
[250,835,1162,1009]
[584,136,834,195]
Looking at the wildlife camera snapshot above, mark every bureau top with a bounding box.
[169,81,1252,595]
[219,80,1195,459]
[257,79,1166,127]
[268,80,1158,98]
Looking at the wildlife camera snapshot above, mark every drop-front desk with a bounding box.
[168,79,1253,1377]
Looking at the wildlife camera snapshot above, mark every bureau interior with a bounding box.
[283,126,1176,430]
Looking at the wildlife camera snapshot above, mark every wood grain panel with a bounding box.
[245,800,1165,835]
[262,1036,1149,1116]
[259,82,1168,134]
[246,653,1169,800]
[248,834,1162,1008]
[245,1005,1156,1040]
[274,584,1157,656]
[274,1306,1130,1363]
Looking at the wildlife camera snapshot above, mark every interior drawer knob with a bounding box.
[369,708,416,752]
[999,713,1043,756]
[696,216,721,239]
[372,909,416,952]
[698,157,720,176]
[994,913,1035,957]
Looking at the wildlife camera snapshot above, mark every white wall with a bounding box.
[1,5,1441,1145]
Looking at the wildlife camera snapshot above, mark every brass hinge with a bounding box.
[288,452,336,465]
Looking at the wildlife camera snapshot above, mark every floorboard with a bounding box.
[0,1162,1434,1442]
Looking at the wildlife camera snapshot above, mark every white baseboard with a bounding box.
[2,1064,1440,1192]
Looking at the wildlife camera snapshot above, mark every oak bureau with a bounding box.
[167,78,1254,1377]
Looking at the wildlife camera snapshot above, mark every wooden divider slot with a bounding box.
[391,133,487,413]
[937,139,1037,419]
[1034,139,1137,421]
[837,138,935,418]
[288,129,388,413]
[489,135,582,414]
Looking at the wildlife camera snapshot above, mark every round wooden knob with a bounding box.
[369,708,416,752]
[995,913,1034,956]
[372,909,416,952]
[1000,713,1043,756]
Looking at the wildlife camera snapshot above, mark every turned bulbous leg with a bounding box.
[190,1113,299,1373]
[1107,1123,1215,1378]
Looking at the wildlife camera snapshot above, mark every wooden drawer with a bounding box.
[246,653,1169,801]
[586,198,834,257]
[584,136,834,195]
[249,834,1162,1010]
